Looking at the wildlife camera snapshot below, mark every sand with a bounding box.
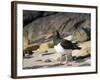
[23,48,91,69]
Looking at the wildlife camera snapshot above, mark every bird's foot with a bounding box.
[59,62,62,65]
[66,61,75,66]
[58,61,64,65]
[61,62,67,65]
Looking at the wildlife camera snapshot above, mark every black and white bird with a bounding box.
[53,30,81,64]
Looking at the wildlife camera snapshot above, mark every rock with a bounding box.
[26,44,39,51]
[38,48,61,62]
[44,59,52,62]
[23,11,58,26]
[23,31,29,49]
[72,27,90,42]
[72,41,91,57]
[37,42,53,51]
[64,35,73,41]
[23,12,91,43]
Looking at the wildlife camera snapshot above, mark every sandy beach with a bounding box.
[23,48,91,69]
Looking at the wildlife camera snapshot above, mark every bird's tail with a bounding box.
[76,46,81,50]
[73,43,81,50]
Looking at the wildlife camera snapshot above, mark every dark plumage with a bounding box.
[60,39,81,50]
[53,30,81,49]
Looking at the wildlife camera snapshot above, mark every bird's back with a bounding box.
[53,30,81,55]
[61,39,81,50]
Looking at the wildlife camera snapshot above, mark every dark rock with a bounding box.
[72,28,90,42]
[23,10,58,26]
[23,11,91,43]
[23,49,33,57]
[44,59,52,62]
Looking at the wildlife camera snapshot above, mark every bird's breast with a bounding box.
[54,43,72,54]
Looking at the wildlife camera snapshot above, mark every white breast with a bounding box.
[54,43,64,54]
[54,43,72,54]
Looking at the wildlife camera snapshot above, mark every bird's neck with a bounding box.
[53,37,62,45]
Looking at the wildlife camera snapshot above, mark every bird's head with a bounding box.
[53,30,62,45]
[53,30,61,39]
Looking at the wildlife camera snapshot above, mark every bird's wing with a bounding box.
[60,39,74,49]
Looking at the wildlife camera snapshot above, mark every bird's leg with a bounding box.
[67,53,73,65]
[65,54,68,64]
[68,53,73,62]
[60,54,67,64]
[59,54,62,64]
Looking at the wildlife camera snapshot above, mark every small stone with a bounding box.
[44,59,52,62]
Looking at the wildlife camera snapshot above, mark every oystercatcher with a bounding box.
[53,30,81,64]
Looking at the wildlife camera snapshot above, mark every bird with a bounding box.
[53,30,81,64]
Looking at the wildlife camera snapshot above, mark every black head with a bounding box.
[53,30,61,39]
[53,30,62,45]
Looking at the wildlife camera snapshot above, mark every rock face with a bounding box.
[23,31,29,49]
[23,11,91,44]
[23,10,58,26]
[72,27,91,42]
[37,42,53,51]
[72,41,91,57]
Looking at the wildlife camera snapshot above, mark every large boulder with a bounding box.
[72,41,91,57]
[72,27,90,42]
[37,42,53,51]
[23,12,91,44]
